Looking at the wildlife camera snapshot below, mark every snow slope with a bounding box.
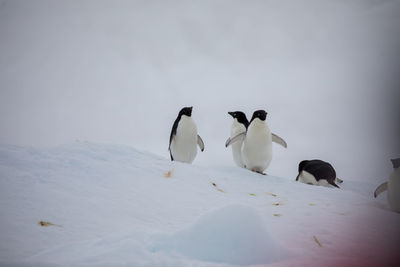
[0,142,399,266]
[0,0,399,183]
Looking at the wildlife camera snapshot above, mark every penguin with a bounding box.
[295,159,342,188]
[226,110,287,174]
[169,106,204,163]
[225,111,249,168]
[374,158,400,213]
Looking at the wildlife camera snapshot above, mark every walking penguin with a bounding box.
[226,110,287,174]
[374,158,400,213]
[226,111,249,168]
[169,106,204,163]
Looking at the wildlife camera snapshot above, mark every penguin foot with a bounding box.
[251,168,266,175]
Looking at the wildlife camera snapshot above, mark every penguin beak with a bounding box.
[228,112,234,117]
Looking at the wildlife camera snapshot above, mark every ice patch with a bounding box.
[152,205,288,265]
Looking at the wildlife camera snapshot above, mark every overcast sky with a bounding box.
[0,0,399,181]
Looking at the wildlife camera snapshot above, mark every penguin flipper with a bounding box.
[225,132,246,147]
[197,135,205,152]
[169,117,180,152]
[272,133,287,148]
[374,182,388,198]
[225,137,231,147]
[295,173,300,181]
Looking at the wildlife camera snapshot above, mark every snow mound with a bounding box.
[154,205,287,265]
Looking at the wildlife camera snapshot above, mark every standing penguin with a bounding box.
[225,111,249,168]
[295,159,342,188]
[374,158,400,213]
[226,110,287,174]
[169,106,204,163]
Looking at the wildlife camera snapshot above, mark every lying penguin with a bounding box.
[169,106,204,163]
[374,158,400,213]
[296,159,343,188]
[225,110,287,174]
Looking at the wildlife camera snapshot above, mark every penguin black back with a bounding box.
[228,111,249,128]
[169,106,193,160]
[250,110,267,123]
[297,159,339,188]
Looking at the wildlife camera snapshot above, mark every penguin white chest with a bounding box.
[170,115,198,163]
[242,119,272,173]
[298,171,318,185]
[230,119,246,168]
[298,170,338,187]
[387,168,400,212]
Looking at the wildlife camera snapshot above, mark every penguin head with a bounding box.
[298,160,310,173]
[178,106,193,117]
[250,110,267,123]
[228,111,249,128]
[391,158,400,169]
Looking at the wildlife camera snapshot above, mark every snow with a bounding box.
[0,0,399,265]
[153,205,286,265]
[1,142,399,266]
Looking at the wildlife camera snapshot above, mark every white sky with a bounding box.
[0,0,399,181]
